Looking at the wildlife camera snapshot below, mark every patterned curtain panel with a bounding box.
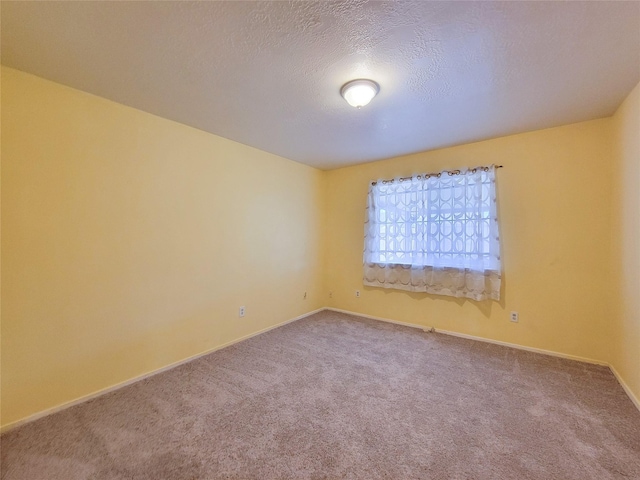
[363,165,501,301]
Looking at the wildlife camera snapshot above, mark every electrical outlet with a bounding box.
[510,311,519,323]
[239,306,245,317]
[356,290,360,297]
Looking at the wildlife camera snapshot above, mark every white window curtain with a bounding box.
[363,165,501,301]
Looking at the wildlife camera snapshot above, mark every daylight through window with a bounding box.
[363,165,501,301]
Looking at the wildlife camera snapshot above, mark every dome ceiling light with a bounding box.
[340,79,380,108]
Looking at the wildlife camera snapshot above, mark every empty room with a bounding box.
[1,1,639,479]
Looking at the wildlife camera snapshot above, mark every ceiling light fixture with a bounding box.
[340,79,380,108]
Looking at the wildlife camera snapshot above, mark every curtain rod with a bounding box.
[371,165,503,186]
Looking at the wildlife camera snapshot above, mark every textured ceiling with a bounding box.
[2,1,640,169]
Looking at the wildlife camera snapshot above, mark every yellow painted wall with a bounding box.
[1,67,326,428]
[2,65,637,431]
[325,119,614,364]
[610,81,640,403]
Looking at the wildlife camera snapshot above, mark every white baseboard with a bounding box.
[325,307,640,412]
[325,307,608,365]
[0,308,324,435]
[326,307,435,332]
[435,328,609,366]
[609,364,640,412]
[4,306,638,434]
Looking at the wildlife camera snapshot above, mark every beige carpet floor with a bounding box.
[2,310,639,479]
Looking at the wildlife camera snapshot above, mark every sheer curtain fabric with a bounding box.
[363,165,501,301]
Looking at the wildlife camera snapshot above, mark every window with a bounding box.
[363,165,501,301]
